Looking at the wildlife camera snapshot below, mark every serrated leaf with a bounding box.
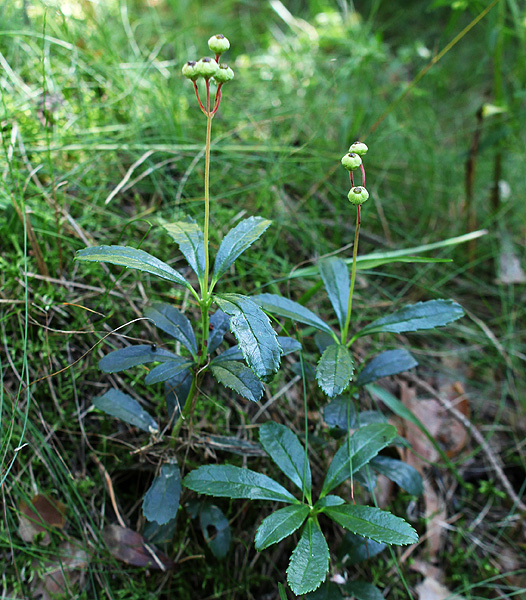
[93,389,158,434]
[357,349,418,386]
[324,504,418,545]
[165,368,193,420]
[259,422,311,496]
[316,344,354,398]
[319,257,350,330]
[337,532,386,564]
[145,303,197,356]
[144,357,194,385]
[199,503,231,559]
[287,520,329,595]
[253,294,335,336]
[183,465,298,504]
[343,581,384,600]
[143,463,181,525]
[214,293,281,382]
[356,299,464,338]
[321,423,396,496]
[213,216,272,282]
[98,345,179,373]
[255,504,310,551]
[323,396,356,430]
[208,310,230,354]
[210,361,264,402]
[163,220,205,280]
[212,336,300,366]
[76,245,192,290]
[370,456,423,496]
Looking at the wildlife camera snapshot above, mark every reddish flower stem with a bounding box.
[193,81,207,115]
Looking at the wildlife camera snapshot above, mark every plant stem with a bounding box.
[341,205,361,344]
[200,80,213,361]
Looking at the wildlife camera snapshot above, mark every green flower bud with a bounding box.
[349,141,368,156]
[213,64,235,84]
[208,34,231,55]
[348,186,369,205]
[341,152,362,171]
[182,60,199,81]
[195,57,219,79]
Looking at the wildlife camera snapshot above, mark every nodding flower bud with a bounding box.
[213,64,235,84]
[349,141,368,156]
[182,60,199,81]
[208,34,230,55]
[341,152,362,171]
[195,57,219,79]
[348,186,369,205]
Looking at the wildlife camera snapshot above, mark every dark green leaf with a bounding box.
[143,517,177,547]
[337,532,386,564]
[199,503,231,559]
[356,299,464,338]
[353,466,377,491]
[255,504,310,551]
[370,456,423,496]
[357,349,418,386]
[343,581,384,600]
[324,504,418,545]
[210,360,264,402]
[259,422,311,495]
[163,220,205,280]
[145,303,197,356]
[93,389,158,434]
[213,217,272,282]
[318,257,350,330]
[76,245,192,289]
[321,424,396,496]
[183,465,298,503]
[253,293,335,336]
[287,520,329,595]
[314,495,345,509]
[208,310,230,354]
[144,357,194,385]
[278,336,302,355]
[214,293,281,382]
[323,396,356,430]
[211,346,244,364]
[143,462,181,525]
[357,411,388,426]
[305,582,343,600]
[316,344,354,398]
[314,331,335,354]
[98,345,179,373]
[165,368,193,421]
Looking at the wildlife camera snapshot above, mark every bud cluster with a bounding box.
[182,34,234,86]
[341,141,369,206]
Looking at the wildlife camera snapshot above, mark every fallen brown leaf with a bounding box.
[102,524,174,570]
[415,576,465,600]
[19,494,67,545]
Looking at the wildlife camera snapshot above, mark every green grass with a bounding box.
[1,0,526,598]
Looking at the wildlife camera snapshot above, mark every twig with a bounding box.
[91,454,126,528]
[404,372,526,512]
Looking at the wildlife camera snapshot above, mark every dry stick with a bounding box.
[403,372,526,512]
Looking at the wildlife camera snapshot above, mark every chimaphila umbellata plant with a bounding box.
[183,141,464,595]
[76,33,299,555]
[76,33,465,597]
